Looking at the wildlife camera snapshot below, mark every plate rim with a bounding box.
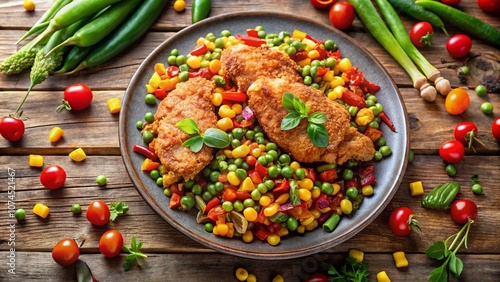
[119,11,409,260]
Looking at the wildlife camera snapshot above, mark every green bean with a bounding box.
[386,0,447,35]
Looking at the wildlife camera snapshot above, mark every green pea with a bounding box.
[408,150,414,163]
[445,164,457,176]
[481,102,493,115]
[207,184,217,196]
[144,112,155,123]
[268,166,280,178]
[228,164,238,172]
[232,128,245,140]
[347,160,358,168]
[218,160,228,171]
[241,161,250,171]
[167,55,177,65]
[170,49,179,56]
[180,196,195,210]
[301,65,311,77]
[279,31,290,39]
[281,166,294,178]
[214,38,225,48]
[374,151,383,161]
[178,71,189,82]
[214,182,224,192]
[286,217,299,231]
[324,39,337,50]
[222,201,233,212]
[369,120,380,129]
[343,169,354,180]
[243,198,255,207]
[321,182,334,195]
[235,168,248,180]
[231,139,241,148]
[233,200,244,212]
[286,46,297,56]
[264,179,275,189]
[234,158,243,167]
[346,187,358,199]
[265,153,275,163]
[176,55,186,66]
[348,106,358,117]
[257,155,268,166]
[255,136,265,144]
[150,170,160,180]
[254,125,263,133]
[257,183,268,194]
[379,146,392,157]
[251,189,261,201]
[311,83,320,89]
[220,29,231,37]
[258,30,267,38]
[291,40,302,50]
[202,191,212,201]
[279,154,291,165]
[144,93,157,105]
[475,84,487,97]
[471,183,483,195]
[15,208,26,220]
[376,137,386,147]
[365,100,375,108]
[70,204,81,215]
[209,171,220,182]
[136,120,143,130]
[310,66,318,78]
[204,222,214,232]
[303,76,313,85]
[156,177,163,187]
[203,167,212,178]
[192,184,202,195]
[96,175,107,186]
[325,57,336,68]
[295,168,306,180]
[245,130,255,140]
[164,188,172,197]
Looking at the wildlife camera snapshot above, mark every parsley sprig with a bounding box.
[280,92,328,148]
[425,219,474,282]
[321,256,368,282]
[122,236,147,271]
[109,201,129,221]
[176,118,230,152]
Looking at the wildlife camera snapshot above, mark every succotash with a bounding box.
[136,26,393,246]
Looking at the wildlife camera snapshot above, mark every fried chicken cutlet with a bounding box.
[220,44,302,93]
[150,77,217,187]
[247,77,375,165]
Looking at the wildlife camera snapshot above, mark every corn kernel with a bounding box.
[376,271,391,282]
[158,79,174,91]
[232,145,250,158]
[223,149,233,159]
[235,268,249,281]
[196,37,205,45]
[323,70,335,82]
[297,58,311,67]
[33,203,50,218]
[146,84,155,93]
[247,274,257,282]
[227,171,241,186]
[297,225,305,234]
[242,230,254,243]
[263,203,279,217]
[290,161,300,171]
[310,208,321,219]
[186,55,202,69]
[305,219,318,231]
[212,92,223,106]
[340,199,353,215]
[267,234,281,246]
[218,105,236,118]
[393,251,409,268]
[259,195,272,207]
[107,98,121,114]
[409,181,424,196]
[226,222,234,238]
[29,154,44,167]
[302,38,316,51]
[298,178,314,190]
[361,185,374,196]
[292,29,307,40]
[332,183,341,195]
[298,188,312,201]
[349,249,364,263]
[332,85,345,99]
[231,103,243,114]
[23,0,35,12]
[169,76,180,88]
[308,50,320,60]
[243,207,258,221]
[300,215,315,226]
[217,117,234,131]
[216,223,229,236]
[338,58,353,73]
[69,148,86,162]
[239,177,255,193]
[48,126,64,142]
[251,148,262,158]
[277,227,289,237]
[209,60,222,74]
[275,193,290,205]
[311,187,321,199]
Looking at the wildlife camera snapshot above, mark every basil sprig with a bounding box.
[176,118,230,152]
[280,92,328,147]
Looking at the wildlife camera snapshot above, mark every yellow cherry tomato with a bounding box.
[445,88,470,115]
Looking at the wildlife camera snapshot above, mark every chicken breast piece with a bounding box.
[220,44,302,93]
[247,77,375,164]
[151,77,217,186]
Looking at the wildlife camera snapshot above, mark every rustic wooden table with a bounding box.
[1,1,499,281]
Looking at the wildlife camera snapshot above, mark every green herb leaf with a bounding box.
[470,174,479,184]
[449,255,463,277]
[202,128,230,148]
[308,112,327,124]
[282,92,298,112]
[109,201,129,221]
[307,123,328,148]
[425,241,447,260]
[176,118,200,135]
[428,264,448,282]
[280,112,302,130]
[75,259,96,282]
[293,97,308,116]
[122,236,147,271]
[182,135,204,153]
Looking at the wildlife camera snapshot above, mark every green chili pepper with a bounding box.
[192,0,211,24]
[421,182,460,209]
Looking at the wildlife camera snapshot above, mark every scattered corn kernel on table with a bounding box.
[1,1,499,281]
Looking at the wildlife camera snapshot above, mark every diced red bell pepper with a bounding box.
[141,158,160,171]
[305,168,317,183]
[305,34,325,44]
[222,188,237,202]
[235,191,252,201]
[205,197,220,213]
[341,89,367,108]
[232,118,253,128]
[246,29,259,37]
[222,91,247,102]
[313,44,328,60]
[207,205,226,221]
[235,34,265,47]
[361,173,376,186]
[167,65,179,77]
[190,43,208,56]
[290,50,308,62]
[272,178,290,195]
[364,127,383,142]
[170,193,181,209]
[345,178,360,189]
[327,49,341,60]
[248,170,262,184]
[154,89,167,100]
[170,183,184,195]
[254,225,269,240]
[319,169,337,182]
[316,67,330,77]
[345,66,381,94]
[194,67,214,80]
[255,162,268,178]
[314,194,330,210]
[257,209,267,223]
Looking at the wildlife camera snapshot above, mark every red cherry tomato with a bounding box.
[445,88,470,115]
[310,0,336,9]
[477,0,500,11]
[441,0,461,5]
[40,165,66,190]
[328,2,355,31]
[492,116,500,142]
[52,238,80,267]
[0,116,25,142]
[439,140,465,164]
[86,200,110,226]
[453,121,478,147]
[389,207,419,236]
[450,199,478,224]
[99,230,124,258]
[60,83,93,111]
[409,22,434,48]
[304,272,329,282]
[446,34,472,58]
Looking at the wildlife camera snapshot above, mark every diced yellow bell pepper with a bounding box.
[349,248,365,263]
[409,181,424,196]
[376,271,391,282]
[107,98,121,114]
[33,203,50,218]
[239,177,255,192]
[393,251,409,268]
[154,63,166,75]
[29,154,44,167]
[292,29,307,41]
[48,126,64,142]
[69,148,86,162]
[148,72,161,88]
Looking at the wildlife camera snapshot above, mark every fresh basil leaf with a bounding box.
[309,112,327,124]
[280,112,302,130]
[428,264,448,282]
[449,255,463,277]
[307,123,328,148]
[182,135,204,153]
[202,128,230,148]
[293,96,307,115]
[425,241,447,260]
[282,92,298,112]
[176,118,200,135]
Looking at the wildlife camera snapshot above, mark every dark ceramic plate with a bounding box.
[119,12,409,260]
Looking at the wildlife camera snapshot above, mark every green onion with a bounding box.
[322,213,341,232]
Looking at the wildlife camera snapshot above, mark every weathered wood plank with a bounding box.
[1,155,498,253]
[0,252,499,282]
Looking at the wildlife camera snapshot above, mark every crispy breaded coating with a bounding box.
[247,77,375,164]
[220,44,302,93]
[151,77,217,186]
